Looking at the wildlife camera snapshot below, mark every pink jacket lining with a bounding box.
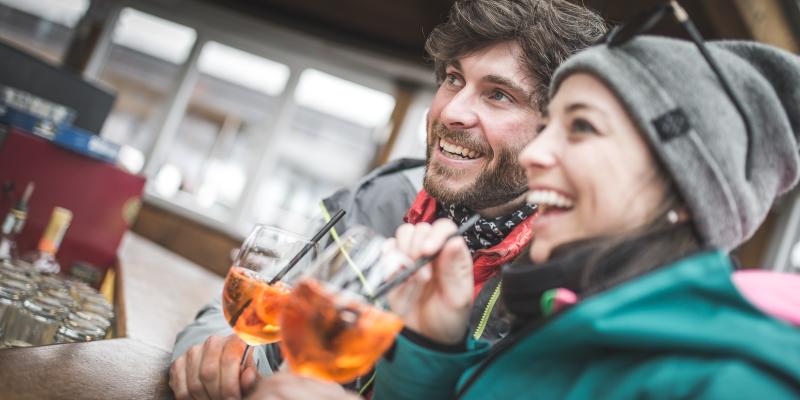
[732,270,800,327]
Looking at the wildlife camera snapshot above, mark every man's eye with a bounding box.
[489,90,511,102]
[570,118,597,134]
[445,73,462,86]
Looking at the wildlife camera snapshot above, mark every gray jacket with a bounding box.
[171,158,510,378]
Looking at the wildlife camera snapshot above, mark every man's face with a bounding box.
[424,41,541,212]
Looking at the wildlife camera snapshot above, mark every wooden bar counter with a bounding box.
[0,233,224,399]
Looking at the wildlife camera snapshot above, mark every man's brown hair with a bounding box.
[426,0,607,110]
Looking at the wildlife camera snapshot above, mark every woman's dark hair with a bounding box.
[504,216,702,327]
[548,188,703,297]
[425,0,608,111]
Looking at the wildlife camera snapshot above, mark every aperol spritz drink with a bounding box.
[222,267,291,345]
[279,227,409,383]
[280,279,402,381]
[222,225,314,346]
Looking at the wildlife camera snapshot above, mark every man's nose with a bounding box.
[439,89,479,129]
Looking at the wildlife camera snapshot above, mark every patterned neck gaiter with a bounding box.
[437,202,538,254]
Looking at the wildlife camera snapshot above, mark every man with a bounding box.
[169,1,606,399]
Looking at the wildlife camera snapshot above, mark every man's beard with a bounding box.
[423,122,528,211]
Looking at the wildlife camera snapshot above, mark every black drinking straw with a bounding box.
[369,213,480,301]
[268,209,346,285]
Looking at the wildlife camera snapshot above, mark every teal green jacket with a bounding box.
[373,251,800,399]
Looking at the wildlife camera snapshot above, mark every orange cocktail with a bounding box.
[222,266,291,345]
[279,280,403,382]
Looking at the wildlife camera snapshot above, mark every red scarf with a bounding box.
[404,190,534,298]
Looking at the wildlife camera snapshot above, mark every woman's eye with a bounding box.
[570,118,597,134]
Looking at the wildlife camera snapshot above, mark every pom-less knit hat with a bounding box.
[550,36,800,251]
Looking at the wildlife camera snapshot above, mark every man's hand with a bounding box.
[244,373,361,400]
[388,219,474,345]
[169,334,258,400]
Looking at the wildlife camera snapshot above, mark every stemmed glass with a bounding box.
[221,225,316,359]
[278,226,410,383]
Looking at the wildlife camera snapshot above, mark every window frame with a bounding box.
[84,0,437,238]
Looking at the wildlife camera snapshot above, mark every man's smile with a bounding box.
[438,138,484,160]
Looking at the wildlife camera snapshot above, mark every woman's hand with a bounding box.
[388,219,474,345]
[244,373,361,400]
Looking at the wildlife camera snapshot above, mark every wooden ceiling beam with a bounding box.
[700,0,799,52]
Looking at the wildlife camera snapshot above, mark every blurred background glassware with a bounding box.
[0,267,36,291]
[42,287,80,311]
[80,286,113,304]
[0,260,38,286]
[279,226,408,383]
[5,259,37,274]
[55,313,107,343]
[0,277,34,340]
[0,249,114,346]
[3,292,69,345]
[66,279,96,302]
[34,273,65,288]
[222,225,317,347]
[81,298,115,324]
[68,310,111,333]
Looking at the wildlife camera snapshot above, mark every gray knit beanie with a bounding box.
[550,36,800,251]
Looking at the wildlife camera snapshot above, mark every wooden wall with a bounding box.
[131,201,239,277]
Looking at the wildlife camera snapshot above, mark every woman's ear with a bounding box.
[666,207,690,225]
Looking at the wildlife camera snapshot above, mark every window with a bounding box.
[97,8,197,171]
[294,69,395,128]
[251,163,333,230]
[82,2,430,237]
[245,69,396,230]
[0,0,89,63]
[152,41,291,221]
[387,90,436,162]
[198,42,290,96]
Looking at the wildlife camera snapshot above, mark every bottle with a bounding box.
[0,183,35,260]
[25,207,73,274]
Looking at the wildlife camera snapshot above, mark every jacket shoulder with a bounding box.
[694,359,800,399]
[563,356,800,399]
[322,158,424,238]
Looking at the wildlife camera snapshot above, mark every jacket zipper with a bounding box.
[472,280,502,340]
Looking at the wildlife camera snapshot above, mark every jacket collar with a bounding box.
[404,190,534,297]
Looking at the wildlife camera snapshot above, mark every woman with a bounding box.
[245,35,800,399]
[371,34,800,399]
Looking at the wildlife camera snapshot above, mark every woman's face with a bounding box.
[519,73,668,263]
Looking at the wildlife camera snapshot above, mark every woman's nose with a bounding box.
[519,125,560,170]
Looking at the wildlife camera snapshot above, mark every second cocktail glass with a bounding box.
[278,226,410,383]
